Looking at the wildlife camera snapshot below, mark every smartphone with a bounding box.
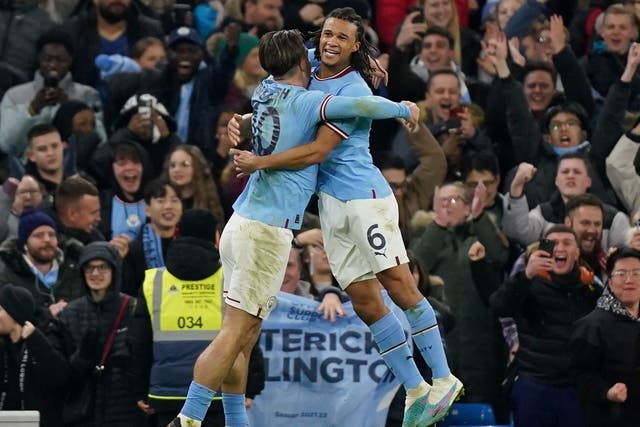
[450,106,465,119]
[539,238,555,257]
[138,95,152,119]
[44,76,59,88]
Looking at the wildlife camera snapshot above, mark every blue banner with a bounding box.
[248,291,409,427]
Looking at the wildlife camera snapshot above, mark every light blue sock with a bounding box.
[179,381,216,421]
[405,298,450,378]
[370,311,423,389]
[222,393,249,427]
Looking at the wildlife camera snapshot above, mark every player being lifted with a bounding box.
[169,29,421,427]
[231,7,464,427]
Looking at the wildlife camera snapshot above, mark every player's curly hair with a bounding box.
[309,7,377,83]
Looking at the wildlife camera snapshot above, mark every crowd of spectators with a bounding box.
[0,0,640,426]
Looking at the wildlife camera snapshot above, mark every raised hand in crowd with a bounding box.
[458,106,476,140]
[478,23,499,77]
[548,14,567,55]
[524,248,554,279]
[471,180,487,220]
[607,382,628,403]
[30,86,68,115]
[510,162,537,198]
[467,241,486,261]
[507,37,526,68]
[621,42,640,83]
[395,11,428,52]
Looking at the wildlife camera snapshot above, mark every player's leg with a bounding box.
[220,327,262,427]
[348,194,463,425]
[319,192,430,427]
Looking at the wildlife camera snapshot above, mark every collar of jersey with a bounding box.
[312,65,355,81]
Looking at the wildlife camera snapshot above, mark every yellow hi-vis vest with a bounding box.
[143,266,224,341]
[142,266,223,400]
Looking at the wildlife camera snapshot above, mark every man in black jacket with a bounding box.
[490,225,601,427]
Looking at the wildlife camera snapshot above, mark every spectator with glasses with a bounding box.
[571,246,640,427]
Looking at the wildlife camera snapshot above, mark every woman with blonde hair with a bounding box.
[163,145,226,227]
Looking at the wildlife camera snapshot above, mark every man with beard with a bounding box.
[564,194,607,281]
[62,0,162,89]
[106,26,238,158]
[0,210,85,326]
[502,153,630,250]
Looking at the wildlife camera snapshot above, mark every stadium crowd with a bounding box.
[0,0,639,426]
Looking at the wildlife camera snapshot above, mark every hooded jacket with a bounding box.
[59,242,145,426]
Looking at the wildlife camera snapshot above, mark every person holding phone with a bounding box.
[490,225,601,427]
[0,28,105,164]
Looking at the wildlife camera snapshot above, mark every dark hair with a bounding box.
[523,61,557,86]
[131,37,164,60]
[606,246,640,276]
[461,152,500,180]
[310,7,377,81]
[422,26,455,49]
[557,152,593,179]
[36,28,75,56]
[543,101,589,134]
[143,178,179,204]
[27,123,60,146]
[112,142,142,164]
[55,175,99,212]
[425,68,460,92]
[544,224,577,240]
[258,30,308,77]
[375,152,407,172]
[565,193,604,219]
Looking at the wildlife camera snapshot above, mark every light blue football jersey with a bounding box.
[233,78,410,229]
[308,65,393,201]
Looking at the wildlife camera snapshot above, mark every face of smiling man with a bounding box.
[545,231,580,276]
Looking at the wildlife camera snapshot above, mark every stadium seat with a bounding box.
[438,403,497,426]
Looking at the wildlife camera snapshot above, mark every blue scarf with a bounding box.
[142,223,165,269]
[552,140,591,157]
[24,255,59,289]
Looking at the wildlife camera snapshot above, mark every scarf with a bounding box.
[552,140,591,156]
[23,255,59,290]
[597,286,640,322]
[142,224,165,269]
